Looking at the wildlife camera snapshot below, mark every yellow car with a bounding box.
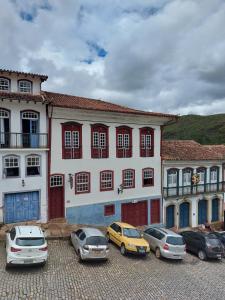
[106,222,150,256]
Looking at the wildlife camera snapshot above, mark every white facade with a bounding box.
[0,75,48,223]
[163,160,225,229]
[49,107,172,226]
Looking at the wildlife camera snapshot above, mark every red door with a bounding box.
[49,175,64,219]
[151,199,160,224]
[121,201,148,226]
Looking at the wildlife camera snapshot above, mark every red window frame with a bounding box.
[91,124,109,158]
[104,204,115,216]
[139,127,154,157]
[142,168,154,187]
[116,126,132,158]
[75,172,90,194]
[61,122,82,159]
[100,170,114,191]
[122,169,135,189]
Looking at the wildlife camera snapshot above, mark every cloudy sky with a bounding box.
[1,0,225,115]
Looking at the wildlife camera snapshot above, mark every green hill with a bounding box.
[163,114,225,145]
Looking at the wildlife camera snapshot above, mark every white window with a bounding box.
[123,169,135,188]
[210,168,218,182]
[197,170,205,183]
[65,131,79,148]
[18,80,32,93]
[4,156,19,177]
[75,172,90,193]
[72,131,79,148]
[100,171,113,190]
[0,78,10,91]
[0,109,9,118]
[93,132,106,148]
[143,168,154,186]
[22,111,38,120]
[26,155,40,176]
[141,134,151,149]
[50,175,63,187]
[65,131,71,147]
[168,170,178,187]
[183,170,192,186]
[118,133,129,149]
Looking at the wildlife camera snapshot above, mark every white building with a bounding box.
[162,140,225,229]
[0,69,49,224]
[47,91,176,226]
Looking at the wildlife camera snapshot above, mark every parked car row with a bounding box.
[4,223,225,268]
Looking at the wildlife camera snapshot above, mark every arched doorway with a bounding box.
[212,198,219,222]
[179,202,190,228]
[166,205,175,228]
[198,199,207,225]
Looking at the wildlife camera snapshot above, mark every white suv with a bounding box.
[6,226,48,268]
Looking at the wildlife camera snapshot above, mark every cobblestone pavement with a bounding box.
[0,240,225,300]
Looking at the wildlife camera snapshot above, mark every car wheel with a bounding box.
[106,233,111,243]
[198,250,206,261]
[120,244,127,256]
[155,248,161,259]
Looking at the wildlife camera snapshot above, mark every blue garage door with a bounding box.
[179,202,190,228]
[166,205,175,228]
[198,199,207,225]
[4,191,39,224]
[212,198,219,222]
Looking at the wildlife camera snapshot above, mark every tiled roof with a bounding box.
[0,91,45,103]
[162,140,225,161]
[44,91,177,119]
[0,69,48,81]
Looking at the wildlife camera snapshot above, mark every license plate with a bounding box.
[139,249,145,253]
[25,259,33,264]
[217,254,222,258]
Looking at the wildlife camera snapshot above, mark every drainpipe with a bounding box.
[47,104,53,221]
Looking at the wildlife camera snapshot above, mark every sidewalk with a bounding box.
[0,218,107,241]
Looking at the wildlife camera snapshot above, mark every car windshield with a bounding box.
[86,236,107,246]
[123,228,141,238]
[16,238,45,246]
[205,237,221,246]
[166,236,185,245]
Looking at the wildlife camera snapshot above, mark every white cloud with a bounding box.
[0,0,225,115]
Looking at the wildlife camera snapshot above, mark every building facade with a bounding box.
[162,140,225,229]
[47,92,176,226]
[0,69,49,224]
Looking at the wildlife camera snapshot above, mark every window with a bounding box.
[182,168,193,186]
[91,124,108,158]
[116,126,132,158]
[79,232,86,241]
[10,228,16,240]
[22,111,38,120]
[197,167,206,184]
[75,172,90,194]
[210,166,219,182]
[104,204,115,216]
[142,168,154,187]
[100,170,113,191]
[168,169,178,187]
[3,155,19,177]
[50,175,63,187]
[0,108,10,148]
[122,169,135,188]
[18,80,32,93]
[62,122,82,159]
[26,155,40,176]
[140,127,154,157]
[0,78,10,91]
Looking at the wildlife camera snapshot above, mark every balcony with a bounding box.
[0,132,48,149]
[163,182,225,198]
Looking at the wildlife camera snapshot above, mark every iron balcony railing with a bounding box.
[163,182,225,198]
[0,132,48,149]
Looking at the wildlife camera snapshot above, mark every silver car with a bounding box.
[143,227,186,260]
[70,227,109,262]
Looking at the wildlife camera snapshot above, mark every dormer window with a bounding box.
[18,80,32,93]
[0,78,10,91]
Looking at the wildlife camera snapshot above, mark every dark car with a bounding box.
[180,231,223,260]
[212,231,225,255]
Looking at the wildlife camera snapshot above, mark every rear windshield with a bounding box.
[16,238,45,246]
[205,237,221,246]
[166,236,185,245]
[86,236,107,246]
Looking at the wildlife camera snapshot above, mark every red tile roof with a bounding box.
[44,91,177,119]
[0,91,45,103]
[162,140,225,161]
[0,69,48,81]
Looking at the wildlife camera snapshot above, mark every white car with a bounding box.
[6,226,48,268]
